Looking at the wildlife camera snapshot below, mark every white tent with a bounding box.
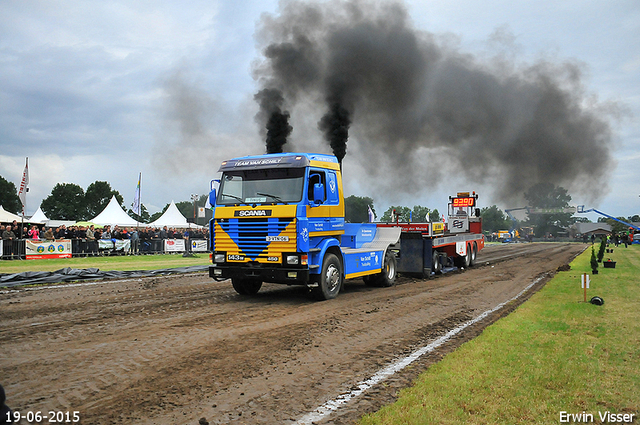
[26,206,70,227]
[29,206,49,223]
[147,201,191,228]
[91,196,143,227]
[0,205,23,223]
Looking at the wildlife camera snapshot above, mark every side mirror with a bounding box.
[313,183,325,204]
[209,189,217,207]
[475,208,481,217]
[209,179,220,208]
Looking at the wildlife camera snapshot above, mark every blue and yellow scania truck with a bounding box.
[208,152,401,300]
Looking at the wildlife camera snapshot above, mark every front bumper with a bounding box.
[209,264,310,284]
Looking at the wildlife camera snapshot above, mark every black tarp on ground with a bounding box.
[0,266,209,288]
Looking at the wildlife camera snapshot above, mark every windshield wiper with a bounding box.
[256,192,286,204]
[221,193,244,203]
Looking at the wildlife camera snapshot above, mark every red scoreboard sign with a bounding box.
[452,197,476,208]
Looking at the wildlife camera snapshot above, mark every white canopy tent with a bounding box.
[29,206,49,223]
[90,196,143,227]
[28,207,72,228]
[0,205,24,223]
[147,201,192,228]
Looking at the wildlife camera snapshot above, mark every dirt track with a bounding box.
[0,242,586,425]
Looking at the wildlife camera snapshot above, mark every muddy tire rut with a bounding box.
[0,243,586,424]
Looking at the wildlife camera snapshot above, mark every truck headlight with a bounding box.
[214,252,226,263]
[286,255,299,265]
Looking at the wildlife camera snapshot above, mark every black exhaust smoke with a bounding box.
[252,0,618,204]
[255,88,293,154]
[319,100,351,165]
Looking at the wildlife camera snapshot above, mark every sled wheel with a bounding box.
[432,250,443,274]
[469,242,478,266]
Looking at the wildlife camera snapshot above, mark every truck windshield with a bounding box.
[217,168,305,205]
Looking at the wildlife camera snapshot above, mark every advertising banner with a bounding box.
[191,239,208,252]
[98,239,131,252]
[98,239,114,249]
[164,239,186,253]
[26,240,72,259]
[115,240,131,252]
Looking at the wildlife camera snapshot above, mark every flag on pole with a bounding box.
[133,173,141,216]
[18,157,29,214]
[367,205,375,223]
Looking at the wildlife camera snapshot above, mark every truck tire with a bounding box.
[312,253,343,300]
[376,250,397,287]
[454,244,471,269]
[469,242,478,266]
[365,250,397,287]
[432,250,442,274]
[232,278,262,295]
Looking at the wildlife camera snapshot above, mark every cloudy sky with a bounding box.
[1,0,638,221]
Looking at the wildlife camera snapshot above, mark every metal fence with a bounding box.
[1,238,211,260]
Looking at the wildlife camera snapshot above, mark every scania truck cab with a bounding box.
[208,153,400,300]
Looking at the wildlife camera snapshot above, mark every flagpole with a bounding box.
[135,172,141,231]
[19,157,29,260]
[134,172,141,255]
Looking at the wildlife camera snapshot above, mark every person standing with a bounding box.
[160,226,168,240]
[43,227,55,241]
[130,228,139,255]
[2,225,16,259]
[86,225,96,256]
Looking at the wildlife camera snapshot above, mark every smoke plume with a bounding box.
[255,88,293,154]
[318,100,351,164]
[253,0,617,203]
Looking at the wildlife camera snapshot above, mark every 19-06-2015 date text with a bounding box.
[6,410,80,423]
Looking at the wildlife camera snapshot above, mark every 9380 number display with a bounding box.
[452,197,475,208]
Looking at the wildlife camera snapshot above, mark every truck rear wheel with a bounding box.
[232,278,262,295]
[312,253,343,300]
[365,250,397,287]
[376,250,397,287]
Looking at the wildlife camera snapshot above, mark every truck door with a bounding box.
[307,169,342,235]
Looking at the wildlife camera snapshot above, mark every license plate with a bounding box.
[266,236,289,242]
[228,254,245,261]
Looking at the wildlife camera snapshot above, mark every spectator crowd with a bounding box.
[1,221,210,259]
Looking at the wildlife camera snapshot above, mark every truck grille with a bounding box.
[217,217,295,260]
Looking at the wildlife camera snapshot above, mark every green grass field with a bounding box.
[360,244,640,424]
[0,253,211,274]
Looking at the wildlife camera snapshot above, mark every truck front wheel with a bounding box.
[232,278,262,295]
[312,253,343,300]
